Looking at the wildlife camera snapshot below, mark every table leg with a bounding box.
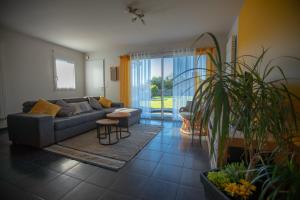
[117,126,120,140]
[108,125,111,144]
[119,127,131,139]
[99,124,120,145]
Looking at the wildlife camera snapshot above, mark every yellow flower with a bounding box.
[224,183,239,197]
[240,179,256,192]
[224,180,256,200]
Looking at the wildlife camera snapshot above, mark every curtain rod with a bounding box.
[128,46,214,58]
[129,48,196,58]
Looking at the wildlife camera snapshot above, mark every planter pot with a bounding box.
[200,171,230,200]
[200,171,259,200]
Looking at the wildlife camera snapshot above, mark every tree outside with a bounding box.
[150,76,173,109]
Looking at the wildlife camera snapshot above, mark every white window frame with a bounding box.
[53,56,76,91]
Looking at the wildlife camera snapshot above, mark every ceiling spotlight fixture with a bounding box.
[126,6,145,25]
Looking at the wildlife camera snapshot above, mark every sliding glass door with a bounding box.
[150,58,162,119]
[131,53,206,120]
[148,57,174,120]
[162,58,173,119]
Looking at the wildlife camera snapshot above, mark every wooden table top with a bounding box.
[106,112,130,119]
[96,119,119,125]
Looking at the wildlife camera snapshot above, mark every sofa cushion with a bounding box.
[88,97,103,110]
[23,100,56,113]
[29,99,61,117]
[99,97,112,108]
[63,97,87,103]
[69,102,93,115]
[54,111,105,130]
[56,99,76,117]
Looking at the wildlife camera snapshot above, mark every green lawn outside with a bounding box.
[151,96,173,109]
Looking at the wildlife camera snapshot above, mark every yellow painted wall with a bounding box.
[238,0,300,57]
[238,0,300,111]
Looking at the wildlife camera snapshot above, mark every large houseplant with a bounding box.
[178,33,300,199]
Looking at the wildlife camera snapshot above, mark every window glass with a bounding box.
[55,59,76,90]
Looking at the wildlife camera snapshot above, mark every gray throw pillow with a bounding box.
[88,97,103,110]
[56,99,76,117]
[69,101,93,115]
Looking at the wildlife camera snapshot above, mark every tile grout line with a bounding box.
[56,179,83,200]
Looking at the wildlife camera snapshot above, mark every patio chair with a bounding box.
[179,101,205,144]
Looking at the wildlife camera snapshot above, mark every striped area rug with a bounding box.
[45,124,162,170]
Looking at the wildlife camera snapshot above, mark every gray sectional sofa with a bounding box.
[7,97,142,148]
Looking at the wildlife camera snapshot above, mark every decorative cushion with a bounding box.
[29,99,61,117]
[69,101,93,115]
[88,97,103,110]
[99,96,112,108]
[56,99,76,117]
[23,100,56,113]
[54,111,105,130]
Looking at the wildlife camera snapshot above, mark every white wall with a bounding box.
[0,28,85,115]
[88,33,227,102]
[227,17,239,41]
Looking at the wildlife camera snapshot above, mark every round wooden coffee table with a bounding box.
[96,119,119,145]
[106,112,131,139]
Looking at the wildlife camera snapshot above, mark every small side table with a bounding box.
[96,119,119,145]
[106,112,131,139]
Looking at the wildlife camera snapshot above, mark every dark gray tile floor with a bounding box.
[0,120,210,200]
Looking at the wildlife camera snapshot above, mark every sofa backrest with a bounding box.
[22,97,88,113]
[63,97,87,103]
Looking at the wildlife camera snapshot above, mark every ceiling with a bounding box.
[0,0,244,53]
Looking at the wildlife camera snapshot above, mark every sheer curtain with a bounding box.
[194,54,207,90]
[130,50,207,120]
[172,49,195,120]
[130,53,152,118]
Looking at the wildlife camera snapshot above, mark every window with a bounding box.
[54,59,76,90]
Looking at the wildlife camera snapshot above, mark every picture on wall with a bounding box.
[110,66,119,81]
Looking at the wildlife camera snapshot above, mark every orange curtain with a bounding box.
[195,47,216,77]
[119,55,131,107]
[193,48,216,91]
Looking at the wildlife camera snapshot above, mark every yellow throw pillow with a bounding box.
[99,96,112,108]
[30,99,61,117]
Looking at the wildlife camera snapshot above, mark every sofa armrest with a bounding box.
[7,113,55,148]
[111,102,124,108]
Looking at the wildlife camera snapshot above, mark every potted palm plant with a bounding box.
[179,33,300,200]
